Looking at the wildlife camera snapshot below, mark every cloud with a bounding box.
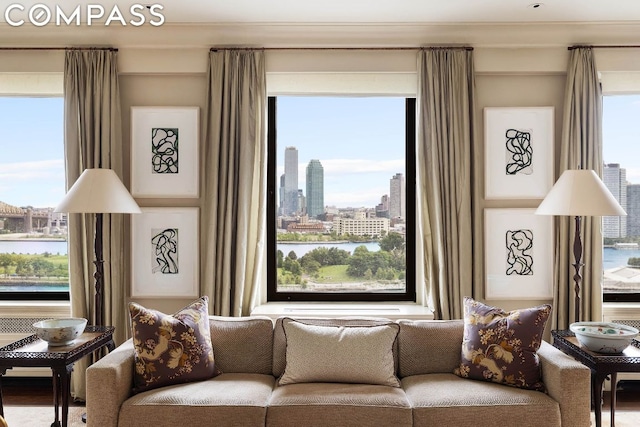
[320,159,404,175]
[277,158,404,178]
[0,160,65,208]
[626,168,640,185]
[0,159,64,181]
[325,185,389,208]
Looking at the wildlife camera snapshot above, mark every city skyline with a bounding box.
[278,143,405,216]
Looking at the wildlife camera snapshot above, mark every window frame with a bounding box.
[602,92,640,304]
[266,95,417,302]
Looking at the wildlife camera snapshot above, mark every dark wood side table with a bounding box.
[551,329,640,427]
[0,325,115,427]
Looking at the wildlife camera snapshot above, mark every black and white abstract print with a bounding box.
[151,128,179,174]
[505,229,533,276]
[151,228,179,274]
[505,128,533,176]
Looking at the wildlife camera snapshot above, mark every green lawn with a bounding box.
[313,265,351,283]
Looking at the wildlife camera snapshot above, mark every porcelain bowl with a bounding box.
[569,321,639,354]
[33,318,88,346]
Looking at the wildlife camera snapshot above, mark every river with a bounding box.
[603,247,640,270]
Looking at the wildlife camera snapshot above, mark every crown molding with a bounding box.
[0,21,640,50]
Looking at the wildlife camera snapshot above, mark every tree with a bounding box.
[0,253,16,276]
[379,232,405,252]
[276,250,284,268]
[302,259,321,275]
[283,257,301,275]
[287,250,298,261]
[347,249,391,277]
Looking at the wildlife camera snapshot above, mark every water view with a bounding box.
[603,247,640,270]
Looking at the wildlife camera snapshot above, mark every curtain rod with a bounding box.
[0,47,118,51]
[210,46,473,52]
[569,45,640,50]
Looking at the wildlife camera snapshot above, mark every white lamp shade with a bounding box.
[536,169,626,217]
[55,168,141,214]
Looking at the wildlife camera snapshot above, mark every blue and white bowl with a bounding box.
[33,318,88,346]
[570,321,639,354]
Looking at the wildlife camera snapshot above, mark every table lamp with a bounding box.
[55,168,141,327]
[536,169,626,323]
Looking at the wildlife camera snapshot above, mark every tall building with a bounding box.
[389,173,405,219]
[283,146,299,215]
[376,194,389,218]
[627,184,640,237]
[603,163,627,238]
[306,159,324,218]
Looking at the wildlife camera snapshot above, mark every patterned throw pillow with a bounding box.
[129,296,219,393]
[453,297,551,391]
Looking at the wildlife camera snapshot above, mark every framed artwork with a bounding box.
[131,207,199,298]
[484,107,554,199]
[484,208,553,300]
[131,107,199,198]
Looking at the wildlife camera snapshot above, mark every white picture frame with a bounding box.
[485,208,553,300]
[484,107,554,199]
[131,207,199,298]
[131,106,199,198]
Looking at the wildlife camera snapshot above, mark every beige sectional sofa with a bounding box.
[86,316,591,427]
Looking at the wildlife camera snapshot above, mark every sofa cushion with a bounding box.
[402,373,561,427]
[129,296,218,393]
[209,316,273,374]
[267,382,412,427]
[279,318,400,387]
[119,373,274,427]
[272,317,398,378]
[453,297,551,391]
[397,319,464,377]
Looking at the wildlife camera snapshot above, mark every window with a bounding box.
[267,96,416,302]
[602,94,640,302]
[0,96,68,300]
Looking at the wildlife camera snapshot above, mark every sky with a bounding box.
[603,94,640,184]
[0,97,65,209]
[276,96,405,208]
[1,94,639,210]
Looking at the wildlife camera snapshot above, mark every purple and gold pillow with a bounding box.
[129,296,219,393]
[453,297,551,391]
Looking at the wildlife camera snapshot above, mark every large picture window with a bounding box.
[602,94,640,302]
[267,96,416,302]
[0,96,68,300]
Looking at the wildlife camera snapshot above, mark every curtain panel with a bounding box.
[63,48,125,400]
[201,49,267,316]
[554,47,604,329]
[416,48,476,320]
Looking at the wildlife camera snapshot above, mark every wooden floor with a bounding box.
[1,377,84,407]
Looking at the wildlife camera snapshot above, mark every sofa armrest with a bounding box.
[86,339,135,427]
[538,341,591,427]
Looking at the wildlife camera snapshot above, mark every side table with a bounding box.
[0,325,115,427]
[551,329,640,427]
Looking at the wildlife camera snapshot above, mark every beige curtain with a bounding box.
[417,48,476,320]
[64,49,126,400]
[553,47,604,329]
[201,49,267,316]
